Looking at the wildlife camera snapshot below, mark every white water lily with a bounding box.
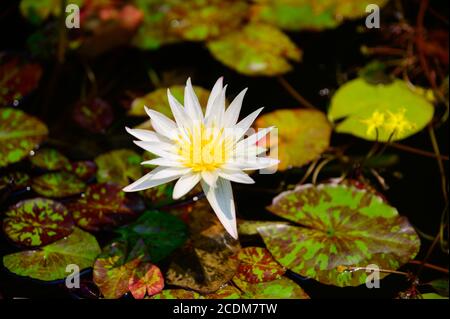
[123,78,278,239]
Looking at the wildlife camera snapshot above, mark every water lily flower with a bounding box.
[123,78,278,239]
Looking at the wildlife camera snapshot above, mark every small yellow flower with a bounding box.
[360,110,385,137]
[383,108,415,137]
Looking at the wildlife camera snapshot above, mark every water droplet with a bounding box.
[13,100,19,106]
[193,196,198,201]
[319,88,329,96]
[29,150,35,156]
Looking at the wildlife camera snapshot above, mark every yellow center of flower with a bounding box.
[177,124,229,172]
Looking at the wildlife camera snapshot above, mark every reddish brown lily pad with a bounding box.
[64,160,97,181]
[150,289,204,299]
[0,171,30,191]
[233,247,285,283]
[128,263,164,299]
[0,108,48,167]
[259,183,420,287]
[72,98,114,134]
[3,198,74,247]
[32,172,86,198]
[67,183,145,232]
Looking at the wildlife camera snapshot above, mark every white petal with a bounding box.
[133,140,176,158]
[224,157,280,171]
[167,89,191,128]
[235,127,273,150]
[205,77,223,118]
[145,106,178,140]
[234,107,264,141]
[206,85,227,127]
[123,167,178,192]
[141,158,184,167]
[223,88,247,127]
[201,170,219,187]
[150,166,191,180]
[125,127,169,143]
[218,169,255,184]
[173,173,201,199]
[184,78,203,121]
[201,178,237,239]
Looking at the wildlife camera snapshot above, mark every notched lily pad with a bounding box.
[95,149,142,187]
[254,109,331,170]
[3,198,74,247]
[3,227,100,281]
[0,108,48,167]
[259,183,420,287]
[67,183,145,232]
[207,23,302,76]
[32,171,86,198]
[328,78,434,141]
[29,148,70,171]
[129,263,165,299]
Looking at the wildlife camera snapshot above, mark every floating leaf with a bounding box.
[67,183,144,232]
[421,293,448,299]
[95,149,142,187]
[142,182,175,207]
[427,278,449,297]
[238,220,290,236]
[64,160,97,181]
[29,148,70,171]
[205,284,242,299]
[0,171,30,191]
[254,109,331,170]
[19,0,84,25]
[3,227,100,281]
[207,23,302,76]
[72,98,114,134]
[234,247,285,283]
[0,55,42,106]
[3,198,74,247]
[233,276,309,299]
[128,263,164,299]
[166,0,248,41]
[150,289,204,299]
[166,199,240,293]
[93,241,142,299]
[328,78,434,141]
[32,172,86,198]
[128,85,210,117]
[116,210,188,263]
[0,108,48,167]
[259,183,420,287]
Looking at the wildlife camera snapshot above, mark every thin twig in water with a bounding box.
[277,77,316,109]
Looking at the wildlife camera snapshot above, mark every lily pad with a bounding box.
[32,172,86,198]
[93,241,143,299]
[3,198,74,247]
[128,85,210,117]
[0,108,48,167]
[207,23,302,76]
[95,149,142,187]
[0,55,43,106]
[328,78,435,141]
[258,183,420,287]
[254,109,331,170]
[166,199,240,294]
[238,220,290,236]
[165,0,248,41]
[29,148,70,171]
[205,284,242,299]
[150,289,204,299]
[0,171,30,191]
[3,227,100,281]
[64,160,97,181]
[232,276,309,299]
[233,247,285,283]
[128,263,164,299]
[67,183,145,232]
[116,210,188,263]
[72,98,114,134]
[19,0,84,25]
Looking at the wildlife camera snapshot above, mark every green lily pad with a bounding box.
[64,160,97,181]
[0,171,30,191]
[328,78,435,141]
[254,109,332,170]
[249,0,387,31]
[238,220,290,236]
[232,276,309,299]
[93,241,143,299]
[0,108,48,167]
[3,227,100,281]
[421,293,448,299]
[165,0,248,41]
[166,199,240,294]
[3,198,74,247]
[128,263,165,299]
[32,172,86,198]
[233,247,285,283]
[95,149,142,187]
[29,148,70,171]
[207,23,302,76]
[427,278,449,297]
[150,289,204,299]
[258,183,420,287]
[116,210,188,263]
[0,55,43,106]
[128,85,211,117]
[67,183,145,232]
